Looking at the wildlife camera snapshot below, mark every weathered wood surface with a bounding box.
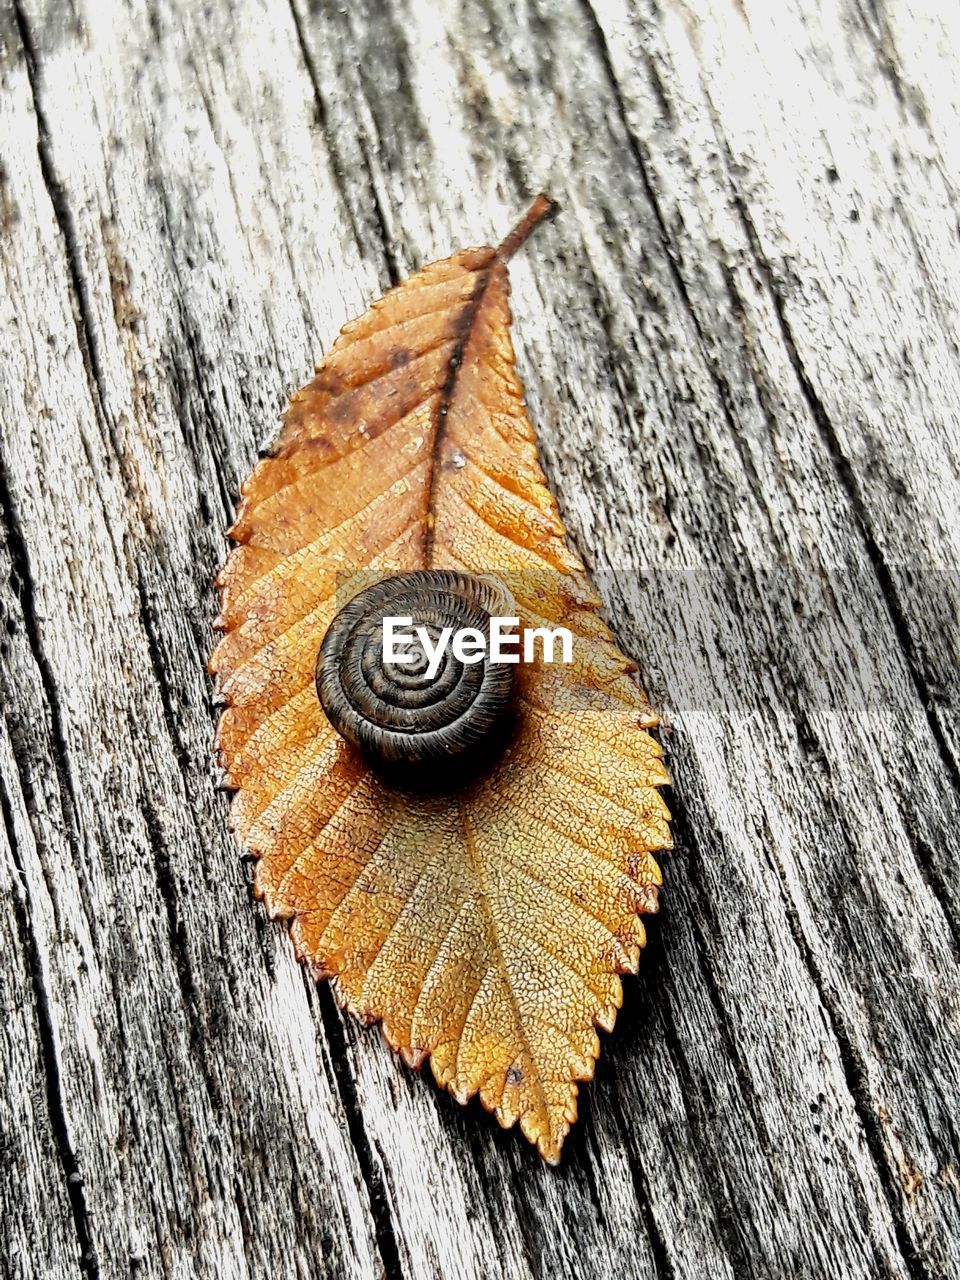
[1,0,958,1276]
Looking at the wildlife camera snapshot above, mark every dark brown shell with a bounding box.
[316,571,516,767]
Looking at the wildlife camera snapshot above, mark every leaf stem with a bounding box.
[496,193,560,260]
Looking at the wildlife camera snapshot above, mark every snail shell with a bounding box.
[316,571,516,768]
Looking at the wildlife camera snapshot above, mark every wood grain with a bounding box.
[0,0,957,1276]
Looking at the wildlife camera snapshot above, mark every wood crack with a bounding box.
[574,0,782,556]
[727,183,960,937]
[0,779,100,1280]
[11,0,136,553]
[759,827,934,1280]
[316,985,408,1280]
[287,0,401,288]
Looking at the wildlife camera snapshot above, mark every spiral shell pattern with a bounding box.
[316,571,516,767]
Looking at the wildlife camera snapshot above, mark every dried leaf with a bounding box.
[210,197,671,1162]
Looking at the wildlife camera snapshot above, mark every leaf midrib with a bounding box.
[456,797,552,1135]
[422,258,497,564]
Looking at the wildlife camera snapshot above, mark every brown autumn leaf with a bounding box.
[210,196,671,1162]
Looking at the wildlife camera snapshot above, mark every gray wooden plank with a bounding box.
[0,734,80,1279]
[289,0,960,1274]
[1,5,382,1277]
[0,0,957,1277]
